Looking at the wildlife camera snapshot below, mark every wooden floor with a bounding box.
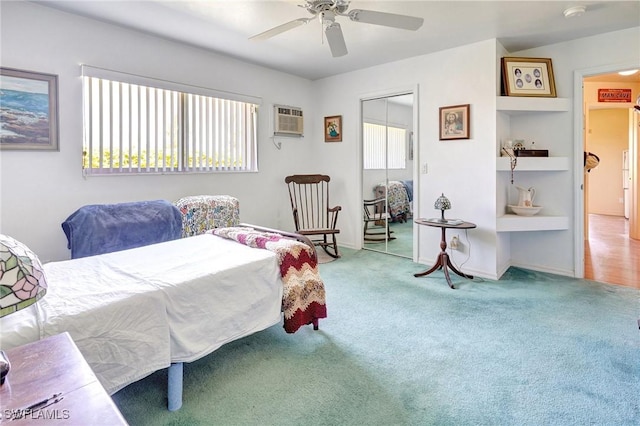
[584,214,640,289]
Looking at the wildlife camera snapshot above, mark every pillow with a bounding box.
[0,234,48,318]
[174,195,240,238]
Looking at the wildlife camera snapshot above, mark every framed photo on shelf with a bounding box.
[439,104,470,140]
[501,57,557,98]
[0,67,59,151]
[324,115,342,142]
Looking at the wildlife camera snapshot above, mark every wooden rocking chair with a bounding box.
[363,197,395,242]
[285,174,341,258]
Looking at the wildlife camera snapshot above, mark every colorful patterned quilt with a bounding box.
[175,195,240,238]
[210,227,327,333]
[375,181,411,220]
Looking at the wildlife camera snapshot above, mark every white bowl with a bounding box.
[508,205,543,216]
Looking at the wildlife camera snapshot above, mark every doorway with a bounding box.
[361,92,416,259]
[581,70,640,287]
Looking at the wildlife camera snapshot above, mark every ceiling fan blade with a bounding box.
[249,18,310,41]
[347,9,424,31]
[325,22,348,57]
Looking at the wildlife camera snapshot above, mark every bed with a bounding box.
[373,180,413,222]
[0,196,326,411]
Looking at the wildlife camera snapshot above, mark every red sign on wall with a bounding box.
[598,88,632,102]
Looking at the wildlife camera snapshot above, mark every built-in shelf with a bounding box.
[497,96,571,113]
[496,214,570,232]
[495,96,571,233]
[496,156,570,171]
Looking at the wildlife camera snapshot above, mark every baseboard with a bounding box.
[508,261,574,278]
[337,242,356,250]
[496,261,511,280]
[416,255,499,281]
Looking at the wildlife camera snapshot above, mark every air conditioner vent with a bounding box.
[274,105,303,137]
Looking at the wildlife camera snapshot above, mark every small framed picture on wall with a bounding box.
[439,104,470,140]
[501,57,556,97]
[324,115,342,142]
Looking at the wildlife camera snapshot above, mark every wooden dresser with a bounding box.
[0,332,128,424]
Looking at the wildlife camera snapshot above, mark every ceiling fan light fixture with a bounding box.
[618,69,639,76]
[249,0,423,56]
[324,21,348,57]
[563,5,586,18]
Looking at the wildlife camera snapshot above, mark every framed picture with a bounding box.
[324,115,342,142]
[0,67,59,151]
[501,57,557,98]
[439,104,470,140]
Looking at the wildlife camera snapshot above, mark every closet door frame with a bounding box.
[358,85,419,261]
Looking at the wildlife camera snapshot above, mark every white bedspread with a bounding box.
[0,234,282,394]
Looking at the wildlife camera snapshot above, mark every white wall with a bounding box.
[311,40,499,278]
[584,80,640,217]
[495,41,512,276]
[0,1,315,261]
[310,28,639,279]
[507,28,640,276]
[587,109,629,216]
[2,1,638,279]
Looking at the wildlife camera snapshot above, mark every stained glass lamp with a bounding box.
[0,234,48,385]
[434,193,451,221]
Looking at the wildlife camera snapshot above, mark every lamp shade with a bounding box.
[434,193,452,210]
[0,234,47,318]
[434,193,451,220]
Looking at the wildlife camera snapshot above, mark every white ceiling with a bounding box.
[32,0,640,81]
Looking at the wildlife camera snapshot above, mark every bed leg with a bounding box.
[168,362,183,411]
[313,318,319,330]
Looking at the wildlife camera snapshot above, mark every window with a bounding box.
[363,122,407,169]
[81,66,260,175]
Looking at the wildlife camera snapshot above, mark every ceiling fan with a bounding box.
[249,0,424,57]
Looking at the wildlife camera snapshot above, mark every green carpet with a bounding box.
[364,220,413,258]
[113,248,639,425]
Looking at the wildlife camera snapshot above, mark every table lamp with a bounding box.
[434,193,451,222]
[0,234,48,385]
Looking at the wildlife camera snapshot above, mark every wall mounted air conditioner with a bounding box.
[274,105,304,137]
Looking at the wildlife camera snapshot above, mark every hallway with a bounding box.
[585,214,640,289]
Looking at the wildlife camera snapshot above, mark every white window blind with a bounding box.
[81,65,260,174]
[363,122,407,170]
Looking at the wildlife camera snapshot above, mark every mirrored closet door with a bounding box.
[362,93,415,258]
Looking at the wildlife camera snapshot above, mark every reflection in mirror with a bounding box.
[362,93,414,258]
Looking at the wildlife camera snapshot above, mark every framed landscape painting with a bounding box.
[0,67,59,151]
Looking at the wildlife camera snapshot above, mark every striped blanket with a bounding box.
[210,227,327,333]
